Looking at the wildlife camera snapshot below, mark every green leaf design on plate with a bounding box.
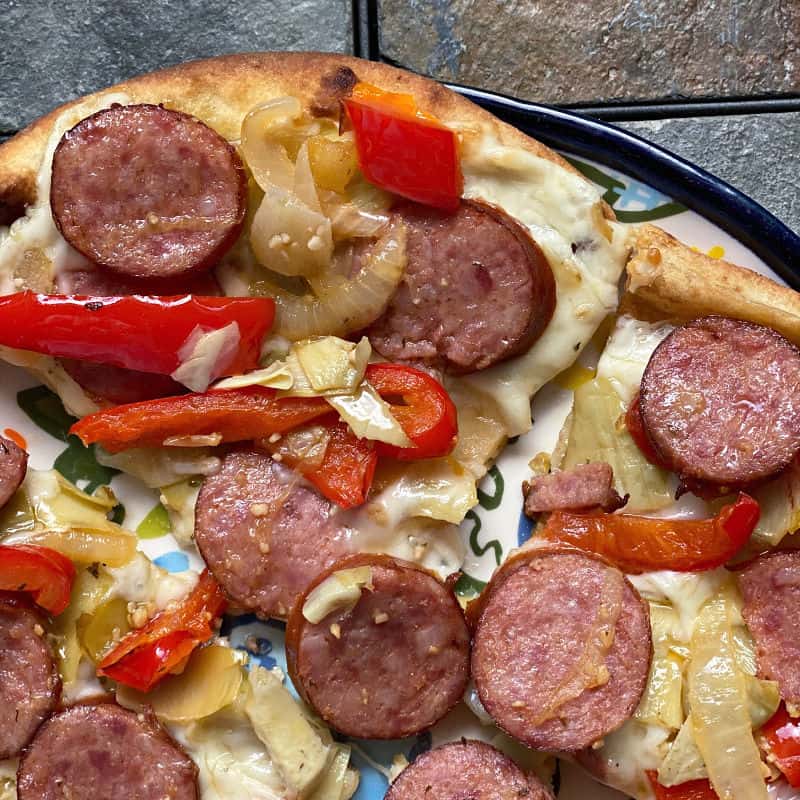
[17,385,119,492]
[565,156,687,222]
[466,509,502,566]
[477,465,504,510]
[137,503,171,539]
[454,572,486,597]
[17,385,74,442]
[613,203,688,223]
[564,156,627,206]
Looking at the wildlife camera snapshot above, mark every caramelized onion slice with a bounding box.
[255,220,406,340]
[240,96,302,192]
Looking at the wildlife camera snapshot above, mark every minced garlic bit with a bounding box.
[330,623,342,639]
[512,700,525,708]
[259,541,271,554]
[428,645,440,655]
[373,611,389,625]
[268,432,282,444]
[250,502,269,517]
[128,601,154,629]
[33,623,44,637]
[272,452,283,462]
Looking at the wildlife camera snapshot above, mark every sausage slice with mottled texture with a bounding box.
[194,449,352,620]
[0,434,27,509]
[0,600,59,760]
[17,703,198,800]
[368,200,555,374]
[61,361,187,405]
[385,740,553,800]
[522,462,626,515]
[471,547,651,752]
[640,316,800,488]
[737,550,800,706]
[287,554,470,739]
[51,104,246,280]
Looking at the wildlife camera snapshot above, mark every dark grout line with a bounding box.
[351,0,363,57]
[566,96,800,121]
[365,0,381,60]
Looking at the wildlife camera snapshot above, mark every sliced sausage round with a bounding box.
[194,449,352,620]
[286,554,470,739]
[58,267,222,296]
[736,550,800,706]
[385,740,553,800]
[0,600,59,760]
[51,103,246,280]
[0,434,27,509]
[522,462,626,515]
[471,547,651,752]
[367,200,556,374]
[640,316,800,488]
[61,360,186,405]
[17,703,198,800]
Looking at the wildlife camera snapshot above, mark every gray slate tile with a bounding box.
[0,0,351,133]
[379,0,800,105]
[619,113,800,235]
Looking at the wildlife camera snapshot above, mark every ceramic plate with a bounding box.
[4,90,798,800]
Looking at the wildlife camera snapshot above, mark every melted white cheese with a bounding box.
[106,552,198,610]
[173,709,288,800]
[629,569,727,642]
[580,720,671,799]
[596,315,673,405]
[453,135,629,436]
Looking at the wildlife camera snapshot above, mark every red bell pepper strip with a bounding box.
[540,493,760,573]
[0,292,274,377]
[646,771,718,800]
[70,387,331,453]
[760,703,800,787]
[269,419,377,509]
[0,544,75,615]
[365,363,458,460]
[344,83,463,211]
[97,569,226,692]
[625,392,668,467]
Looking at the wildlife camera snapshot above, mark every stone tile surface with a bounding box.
[619,113,800,234]
[0,0,351,132]
[379,0,800,105]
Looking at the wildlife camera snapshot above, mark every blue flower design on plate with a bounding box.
[153,550,189,573]
[220,613,283,673]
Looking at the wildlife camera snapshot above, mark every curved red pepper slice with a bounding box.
[760,703,800,787]
[625,392,669,468]
[97,569,226,692]
[70,387,332,453]
[269,419,377,509]
[365,363,458,460]
[646,771,718,799]
[540,493,760,573]
[0,292,274,377]
[0,544,75,615]
[344,83,462,211]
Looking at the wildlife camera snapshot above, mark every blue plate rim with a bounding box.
[450,83,800,289]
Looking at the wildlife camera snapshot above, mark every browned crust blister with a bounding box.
[0,52,585,216]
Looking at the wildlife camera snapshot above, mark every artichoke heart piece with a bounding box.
[245,667,332,798]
